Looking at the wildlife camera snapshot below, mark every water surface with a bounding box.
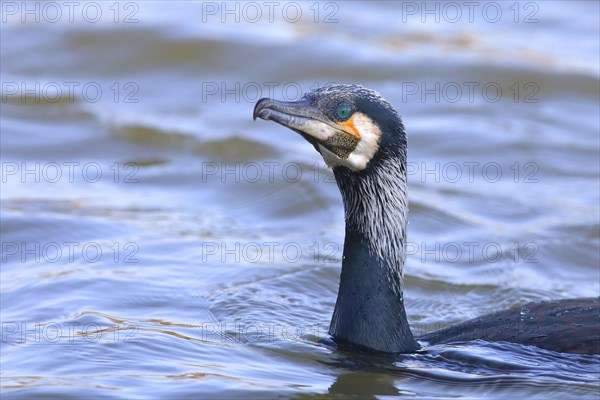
[1,1,599,398]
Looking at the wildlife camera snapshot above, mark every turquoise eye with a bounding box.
[336,103,352,121]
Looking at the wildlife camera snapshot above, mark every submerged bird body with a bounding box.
[421,297,599,355]
[253,84,600,355]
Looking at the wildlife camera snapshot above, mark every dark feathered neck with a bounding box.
[329,143,419,353]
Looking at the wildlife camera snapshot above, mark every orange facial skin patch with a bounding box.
[338,115,360,139]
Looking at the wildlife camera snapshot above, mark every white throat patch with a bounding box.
[319,112,381,171]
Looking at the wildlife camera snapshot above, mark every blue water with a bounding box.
[1,1,599,398]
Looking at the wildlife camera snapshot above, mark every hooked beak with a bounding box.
[253,98,358,156]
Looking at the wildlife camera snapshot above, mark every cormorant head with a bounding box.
[253,84,406,171]
[255,85,415,353]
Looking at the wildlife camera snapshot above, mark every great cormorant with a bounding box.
[253,84,599,355]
